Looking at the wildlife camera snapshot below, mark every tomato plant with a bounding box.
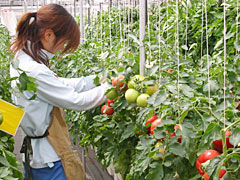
[0,25,24,179]
[50,1,240,179]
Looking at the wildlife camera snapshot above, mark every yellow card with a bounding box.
[0,99,25,136]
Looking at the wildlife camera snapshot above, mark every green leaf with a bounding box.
[0,156,10,167]
[230,127,240,147]
[148,90,168,107]
[214,39,223,49]
[199,123,222,152]
[120,124,135,143]
[168,142,185,157]
[203,80,219,93]
[234,40,240,51]
[180,84,194,98]
[128,34,140,45]
[181,45,188,51]
[0,167,10,178]
[145,162,163,180]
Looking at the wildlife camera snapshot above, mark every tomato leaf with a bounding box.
[230,127,240,147]
[145,162,163,180]
[198,122,222,153]
[168,142,185,158]
[120,124,135,143]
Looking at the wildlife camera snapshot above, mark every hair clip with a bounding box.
[29,12,37,25]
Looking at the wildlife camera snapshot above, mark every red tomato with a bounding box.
[204,172,209,180]
[204,169,226,179]
[213,130,234,153]
[170,125,182,143]
[107,99,114,106]
[196,150,220,175]
[101,105,114,115]
[150,118,162,135]
[237,103,240,110]
[145,115,158,129]
[145,115,158,135]
[168,69,173,73]
[112,75,127,91]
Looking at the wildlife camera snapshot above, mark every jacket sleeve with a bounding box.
[58,75,97,92]
[35,71,109,111]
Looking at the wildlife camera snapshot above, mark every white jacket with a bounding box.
[10,49,109,168]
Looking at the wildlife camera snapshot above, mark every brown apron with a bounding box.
[47,107,86,180]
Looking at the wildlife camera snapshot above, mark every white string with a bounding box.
[109,2,112,50]
[201,0,204,68]
[237,0,239,55]
[176,0,180,118]
[223,0,227,129]
[123,0,126,51]
[166,0,169,42]
[205,0,211,111]
[158,0,162,81]
[147,0,152,66]
[127,0,130,50]
[185,0,188,60]
[100,3,103,53]
[119,3,123,47]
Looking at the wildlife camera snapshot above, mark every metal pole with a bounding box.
[88,0,91,25]
[24,0,28,13]
[74,0,76,17]
[139,0,147,76]
[80,0,84,44]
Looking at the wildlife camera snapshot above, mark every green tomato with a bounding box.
[125,89,139,103]
[146,84,158,96]
[106,89,118,99]
[128,80,136,89]
[0,112,3,125]
[133,75,145,81]
[137,93,150,107]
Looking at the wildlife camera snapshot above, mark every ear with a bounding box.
[43,29,55,42]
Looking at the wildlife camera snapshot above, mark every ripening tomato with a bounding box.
[112,75,127,91]
[204,172,209,180]
[145,115,158,132]
[150,118,162,135]
[101,105,114,115]
[213,130,234,153]
[196,150,220,175]
[145,84,158,96]
[107,99,114,106]
[204,169,226,180]
[170,125,182,143]
[168,69,173,73]
[237,103,240,110]
[152,142,165,160]
[106,89,118,100]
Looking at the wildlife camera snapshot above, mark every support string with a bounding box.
[204,0,211,111]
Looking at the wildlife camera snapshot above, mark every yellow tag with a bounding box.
[0,99,25,136]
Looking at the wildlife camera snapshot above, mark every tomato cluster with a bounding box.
[195,130,235,179]
[101,99,114,116]
[196,150,226,179]
[124,75,158,107]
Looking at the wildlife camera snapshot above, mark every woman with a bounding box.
[10,4,109,180]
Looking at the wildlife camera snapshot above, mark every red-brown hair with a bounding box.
[10,4,80,66]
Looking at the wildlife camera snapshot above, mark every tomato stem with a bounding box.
[224,119,240,132]
[221,129,227,155]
